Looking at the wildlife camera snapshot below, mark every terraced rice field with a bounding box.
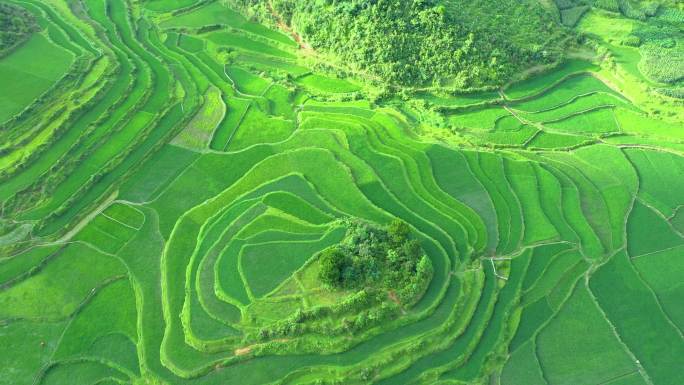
[1,1,682,385]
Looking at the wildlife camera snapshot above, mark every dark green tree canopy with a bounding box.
[231,0,568,88]
[318,219,433,305]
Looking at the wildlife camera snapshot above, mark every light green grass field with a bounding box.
[0,33,73,122]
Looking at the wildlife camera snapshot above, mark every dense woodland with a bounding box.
[0,3,39,57]
[230,0,569,88]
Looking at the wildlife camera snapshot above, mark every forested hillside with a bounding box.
[230,0,569,87]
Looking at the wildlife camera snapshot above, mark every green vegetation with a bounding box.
[0,0,683,384]
[639,42,684,83]
[0,3,39,56]
[232,0,568,87]
[319,219,432,304]
[0,33,73,122]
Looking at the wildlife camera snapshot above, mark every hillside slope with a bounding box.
[231,0,569,88]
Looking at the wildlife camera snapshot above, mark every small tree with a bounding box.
[319,248,347,287]
[387,219,410,246]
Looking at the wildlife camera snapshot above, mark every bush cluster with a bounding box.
[557,0,670,23]
[319,219,433,305]
[655,87,684,99]
[592,0,621,12]
[639,43,684,84]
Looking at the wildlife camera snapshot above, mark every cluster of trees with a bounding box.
[319,219,432,305]
[561,0,674,21]
[0,3,39,57]
[554,0,684,89]
[655,87,684,99]
[584,0,684,85]
[246,220,433,342]
[229,0,567,88]
[639,43,684,84]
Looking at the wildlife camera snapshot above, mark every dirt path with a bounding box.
[234,338,291,356]
[56,191,118,243]
[234,346,252,356]
[388,291,408,314]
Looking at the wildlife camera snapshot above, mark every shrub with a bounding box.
[593,0,621,13]
[656,8,684,24]
[632,22,679,49]
[319,248,348,287]
[316,219,433,305]
[639,43,684,84]
[654,87,684,99]
[621,35,642,47]
[620,0,648,20]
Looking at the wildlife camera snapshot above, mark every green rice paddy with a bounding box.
[0,1,682,385]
